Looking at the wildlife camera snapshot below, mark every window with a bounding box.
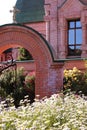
[68,20,82,56]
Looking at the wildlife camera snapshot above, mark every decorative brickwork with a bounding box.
[44,0,87,59]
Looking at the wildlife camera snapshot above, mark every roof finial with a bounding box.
[10,6,20,23]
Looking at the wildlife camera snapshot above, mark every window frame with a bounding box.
[67,19,82,56]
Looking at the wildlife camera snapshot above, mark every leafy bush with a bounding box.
[0,68,35,107]
[0,93,87,130]
[63,67,87,95]
[18,47,33,60]
[24,71,35,103]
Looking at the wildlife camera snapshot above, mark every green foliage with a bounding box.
[18,47,33,61]
[0,93,87,129]
[0,68,35,107]
[63,67,87,95]
[0,69,15,98]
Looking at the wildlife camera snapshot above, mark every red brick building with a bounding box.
[0,0,87,97]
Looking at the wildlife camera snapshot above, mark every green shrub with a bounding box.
[63,67,87,95]
[18,47,33,60]
[24,71,35,103]
[0,68,35,107]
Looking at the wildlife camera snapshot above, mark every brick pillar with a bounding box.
[59,17,66,59]
[81,9,87,57]
[35,62,64,98]
[81,23,87,57]
[44,4,50,42]
[48,62,64,95]
[46,20,50,42]
[44,0,59,58]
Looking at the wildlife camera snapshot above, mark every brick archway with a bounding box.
[0,24,54,97]
[0,24,63,98]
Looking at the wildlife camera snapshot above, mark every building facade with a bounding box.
[15,0,87,70]
[0,0,87,97]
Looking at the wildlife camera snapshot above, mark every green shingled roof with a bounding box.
[15,0,45,23]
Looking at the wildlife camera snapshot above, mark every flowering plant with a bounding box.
[0,93,87,130]
[63,67,87,95]
[25,71,35,92]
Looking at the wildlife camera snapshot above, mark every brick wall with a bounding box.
[25,22,46,38]
[16,61,36,73]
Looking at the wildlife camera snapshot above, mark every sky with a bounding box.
[0,0,17,25]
